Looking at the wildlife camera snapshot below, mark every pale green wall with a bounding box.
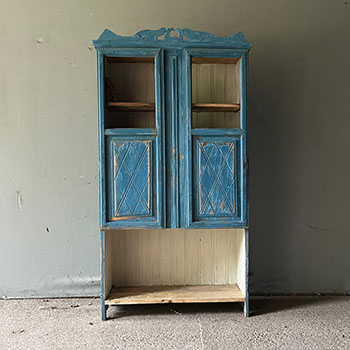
[0,0,349,297]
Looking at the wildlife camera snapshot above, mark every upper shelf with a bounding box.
[106,57,154,64]
[192,103,240,112]
[106,102,240,113]
[192,57,240,65]
[107,102,155,111]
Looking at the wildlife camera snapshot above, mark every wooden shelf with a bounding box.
[105,284,244,305]
[106,102,155,111]
[106,57,154,64]
[192,57,240,64]
[192,103,240,112]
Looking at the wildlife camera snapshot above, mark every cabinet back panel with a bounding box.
[105,111,155,129]
[106,61,155,102]
[106,229,245,286]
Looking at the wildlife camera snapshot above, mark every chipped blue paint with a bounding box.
[97,51,106,228]
[193,136,240,221]
[105,133,162,227]
[165,50,181,228]
[93,28,252,49]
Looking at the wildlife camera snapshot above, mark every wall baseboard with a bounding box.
[0,276,100,299]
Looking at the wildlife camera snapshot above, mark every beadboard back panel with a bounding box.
[105,229,245,287]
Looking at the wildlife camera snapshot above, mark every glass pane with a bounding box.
[192,57,241,128]
[105,57,155,128]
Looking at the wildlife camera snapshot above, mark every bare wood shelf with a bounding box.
[106,57,154,64]
[106,102,155,111]
[192,103,240,112]
[105,284,244,305]
[192,57,240,64]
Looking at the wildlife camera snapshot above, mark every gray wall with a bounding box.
[0,0,349,298]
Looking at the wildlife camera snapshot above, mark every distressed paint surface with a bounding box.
[192,133,242,226]
[111,140,152,218]
[93,28,251,49]
[198,141,236,216]
[105,132,161,228]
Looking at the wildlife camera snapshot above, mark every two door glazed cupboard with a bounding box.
[93,27,251,320]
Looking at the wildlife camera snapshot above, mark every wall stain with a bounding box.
[16,191,24,210]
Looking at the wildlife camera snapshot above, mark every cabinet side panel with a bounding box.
[236,230,246,295]
[110,229,244,286]
[104,232,113,297]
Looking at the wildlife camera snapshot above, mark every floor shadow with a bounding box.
[107,302,244,319]
[250,296,350,316]
[106,297,350,319]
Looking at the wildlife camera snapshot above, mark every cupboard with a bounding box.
[93,28,251,319]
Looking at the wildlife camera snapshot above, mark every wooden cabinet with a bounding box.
[93,28,251,320]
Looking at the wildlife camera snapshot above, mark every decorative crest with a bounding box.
[93,28,251,48]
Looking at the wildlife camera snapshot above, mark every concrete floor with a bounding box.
[0,297,349,349]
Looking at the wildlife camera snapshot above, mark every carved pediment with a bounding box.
[94,28,251,48]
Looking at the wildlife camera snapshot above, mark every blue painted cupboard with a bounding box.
[93,28,251,320]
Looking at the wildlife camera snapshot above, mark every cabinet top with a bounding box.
[93,28,252,50]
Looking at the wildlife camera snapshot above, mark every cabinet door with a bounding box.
[180,48,248,228]
[98,48,164,228]
[106,131,160,227]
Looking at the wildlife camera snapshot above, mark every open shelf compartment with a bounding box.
[192,56,241,128]
[104,56,156,128]
[103,228,247,308]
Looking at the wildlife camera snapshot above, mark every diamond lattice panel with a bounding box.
[113,140,151,217]
[199,141,236,216]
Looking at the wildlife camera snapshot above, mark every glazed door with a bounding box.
[99,48,164,228]
[180,48,248,228]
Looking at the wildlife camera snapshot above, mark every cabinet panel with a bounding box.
[110,139,152,217]
[106,132,162,227]
[192,133,243,226]
[193,136,239,219]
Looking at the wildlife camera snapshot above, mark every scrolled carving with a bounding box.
[94,28,251,48]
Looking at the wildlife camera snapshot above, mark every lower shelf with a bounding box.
[105,284,244,305]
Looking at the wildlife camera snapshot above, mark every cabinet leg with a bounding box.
[244,300,249,317]
[102,303,108,321]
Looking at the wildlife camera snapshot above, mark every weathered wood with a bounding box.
[192,103,240,112]
[106,102,155,111]
[105,284,244,305]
